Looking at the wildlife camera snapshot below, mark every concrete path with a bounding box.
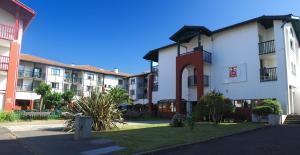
[154,125,300,155]
[0,127,33,155]
[0,121,125,155]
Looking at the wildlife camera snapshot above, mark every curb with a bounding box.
[135,124,271,155]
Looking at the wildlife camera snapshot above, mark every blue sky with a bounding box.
[20,0,300,74]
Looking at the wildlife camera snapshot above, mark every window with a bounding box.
[118,79,123,85]
[130,90,135,95]
[290,28,294,37]
[33,68,42,78]
[51,68,60,76]
[130,79,135,85]
[87,73,94,80]
[51,82,59,89]
[290,40,294,51]
[292,62,297,76]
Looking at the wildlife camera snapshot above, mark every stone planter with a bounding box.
[268,114,287,125]
[252,114,268,123]
[74,116,92,140]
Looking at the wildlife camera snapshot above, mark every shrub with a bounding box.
[0,112,16,122]
[170,113,185,127]
[260,99,282,115]
[194,90,235,124]
[252,106,274,116]
[66,91,124,131]
[186,113,195,131]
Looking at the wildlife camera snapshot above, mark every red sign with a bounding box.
[229,66,237,78]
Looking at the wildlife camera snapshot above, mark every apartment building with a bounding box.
[0,0,35,111]
[144,14,300,115]
[128,72,149,104]
[15,54,130,110]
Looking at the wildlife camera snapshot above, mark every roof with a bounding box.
[144,14,300,62]
[0,0,36,29]
[129,72,150,78]
[20,53,131,77]
[143,43,176,62]
[170,26,212,42]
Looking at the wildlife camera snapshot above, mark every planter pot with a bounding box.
[74,116,92,140]
[268,114,283,125]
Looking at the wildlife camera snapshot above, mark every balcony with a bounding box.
[179,50,212,64]
[0,24,17,41]
[0,56,9,71]
[153,82,158,92]
[72,77,82,84]
[188,75,209,87]
[259,40,275,55]
[17,84,33,92]
[260,67,277,82]
[18,70,45,79]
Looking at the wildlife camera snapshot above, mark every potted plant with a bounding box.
[252,99,283,125]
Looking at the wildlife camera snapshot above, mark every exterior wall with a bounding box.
[46,66,64,93]
[0,7,26,111]
[283,23,300,114]
[152,20,292,114]
[129,76,148,104]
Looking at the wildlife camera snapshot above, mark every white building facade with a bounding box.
[15,54,129,110]
[128,73,149,105]
[144,15,300,115]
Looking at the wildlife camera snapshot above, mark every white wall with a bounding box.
[46,66,64,93]
[153,21,290,114]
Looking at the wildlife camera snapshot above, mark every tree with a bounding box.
[44,92,62,111]
[62,90,75,108]
[34,82,51,112]
[107,87,132,105]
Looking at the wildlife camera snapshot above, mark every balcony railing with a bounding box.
[179,50,212,63]
[17,84,33,92]
[188,75,209,87]
[18,70,45,79]
[260,67,277,82]
[0,56,9,71]
[72,77,82,84]
[259,40,275,55]
[203,51,212,64]
[153,82,158,92]
[0,24,17,41]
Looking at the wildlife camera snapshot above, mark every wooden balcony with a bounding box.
[179,50,212,64]
[0,24,17,41]
[0,56,9,71]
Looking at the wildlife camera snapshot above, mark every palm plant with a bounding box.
[66,91,124,131]
[107,87,132,105]
[34,82,52,112]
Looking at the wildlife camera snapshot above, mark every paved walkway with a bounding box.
[154,125,300,155]
[0,127,33,155]
[0,121,125,155]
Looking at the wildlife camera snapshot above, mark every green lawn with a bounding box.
[94,122,264,154]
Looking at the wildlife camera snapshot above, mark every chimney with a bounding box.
[113,68,119,73]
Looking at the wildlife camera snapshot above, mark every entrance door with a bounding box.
[289,86,295,114]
